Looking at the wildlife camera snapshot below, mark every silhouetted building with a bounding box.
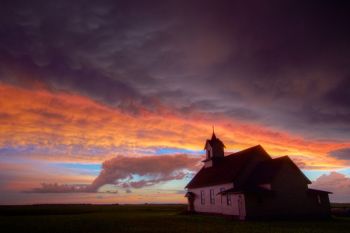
[185,132,331,220]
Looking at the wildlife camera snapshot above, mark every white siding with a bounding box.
[188,183,245,217]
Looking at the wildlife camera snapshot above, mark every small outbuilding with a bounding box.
[185,132,331,220]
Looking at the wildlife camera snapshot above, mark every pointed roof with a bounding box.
[186,145,271,189]
[204,132,225,149]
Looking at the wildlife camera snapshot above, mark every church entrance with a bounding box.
[185,192,195,212]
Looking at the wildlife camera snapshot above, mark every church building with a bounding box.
[185,132,331,220]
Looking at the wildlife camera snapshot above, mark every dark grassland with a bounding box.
[0,204,349,233]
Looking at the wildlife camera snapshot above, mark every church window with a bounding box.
[201,190,205,205]
[210,189,215,204]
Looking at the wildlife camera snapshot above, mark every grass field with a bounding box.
[0,204,349,233]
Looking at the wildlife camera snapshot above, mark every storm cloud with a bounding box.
[329,148,350,161]
[1,0,350,203]
[0,0,350,140]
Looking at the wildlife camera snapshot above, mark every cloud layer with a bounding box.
[0,0,350,140]
[27,154,199,193]
[27,183,90,193]
[89,154,199,191]
[0,0,350,203]
[1,84,349,168]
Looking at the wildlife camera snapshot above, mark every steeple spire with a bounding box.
[211,125,216,140]
[204,129,225,167]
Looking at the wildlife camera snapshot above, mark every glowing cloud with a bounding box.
[1,83,349,168]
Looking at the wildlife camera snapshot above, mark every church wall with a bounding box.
[188,183,243,216]
[244,162,330,219]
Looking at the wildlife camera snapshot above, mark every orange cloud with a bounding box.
[0,83,349,169]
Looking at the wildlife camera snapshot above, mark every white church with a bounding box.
[185,132,331,220]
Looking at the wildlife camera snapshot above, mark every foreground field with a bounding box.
[0,204,349,233]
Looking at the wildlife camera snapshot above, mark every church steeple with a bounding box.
[204,128,225,167]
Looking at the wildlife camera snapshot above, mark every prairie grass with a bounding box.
[0,204,349,233]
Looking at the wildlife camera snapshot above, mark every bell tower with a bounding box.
[203,127,225,167]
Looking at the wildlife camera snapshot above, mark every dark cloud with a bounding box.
[326,76,350,108]
[27,154,199,193]
[311,172,350,202]
[1,0,350,139]
[0,55,143,108]
[329,148,350,161]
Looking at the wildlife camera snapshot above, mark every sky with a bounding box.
[0,0,350,204]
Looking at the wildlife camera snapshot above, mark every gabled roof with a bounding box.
[245,156,312,185]
[307,188,332,194]
[185,145,271,189]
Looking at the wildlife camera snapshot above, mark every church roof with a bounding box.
[245,156,311,185]
[185,145,271,189]
[307,188,332,194]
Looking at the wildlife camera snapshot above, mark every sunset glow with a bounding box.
[1,1,350,204]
